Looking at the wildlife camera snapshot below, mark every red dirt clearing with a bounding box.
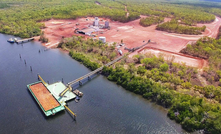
[133,46,208,69]
[41,16,221,68]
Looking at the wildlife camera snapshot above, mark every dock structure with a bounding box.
[15,38,34,44]
[59,54,125,97]
[27,75,77,117]
[27,41,150,117]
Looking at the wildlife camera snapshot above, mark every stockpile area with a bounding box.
[29,82,60,111]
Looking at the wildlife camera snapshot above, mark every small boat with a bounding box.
[7,38,15,43]
[75,96,80,103]
[73,89,83,97]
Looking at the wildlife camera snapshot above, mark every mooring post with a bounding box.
[39,50,41,53]
[19,54,21,59]
[62,78,64,83]
[30,66,32,71]
[24,60,26,65]
[79,81,82,86]
[88,76,91,80]
[47,81,49,84]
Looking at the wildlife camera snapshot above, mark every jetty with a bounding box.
[27,41,150,117]
[59,41,151,97]
[59,54,125,97]
[15,38,34,44]
[27,55,125,117]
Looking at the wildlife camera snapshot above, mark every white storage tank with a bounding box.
[118,49,123,55]
[99,36,106,43]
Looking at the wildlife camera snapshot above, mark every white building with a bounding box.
[99,37,106,43]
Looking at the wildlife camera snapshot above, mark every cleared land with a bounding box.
[135,46,208,68]
[29,83,60,111]
[42,16,221,68]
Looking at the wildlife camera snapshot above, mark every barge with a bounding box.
[27,81,65,116]
[73,89,83,97]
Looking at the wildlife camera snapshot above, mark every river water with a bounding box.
[0,33,188,134]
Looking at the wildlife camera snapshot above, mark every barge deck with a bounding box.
[27,81,65,116]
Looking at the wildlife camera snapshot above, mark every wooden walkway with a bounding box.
[16,38,34,43]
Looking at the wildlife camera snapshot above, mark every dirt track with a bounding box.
[41,16,221,68]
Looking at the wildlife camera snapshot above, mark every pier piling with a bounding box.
[30,66,32,71]
[37,74,40,80]
[79,81,83,86]
[19,54,21,59]
[24,60,26,65]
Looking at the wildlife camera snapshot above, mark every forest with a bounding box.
[139,16,164,27]
[0,0,221,37]
[156,19,206,35]
[216,26,221,39]
[181,37,221,86]
[58,36,118,64]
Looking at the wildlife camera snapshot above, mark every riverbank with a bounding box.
[61,38,221,133]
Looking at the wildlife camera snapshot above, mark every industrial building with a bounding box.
[77,27,98,36]
[76,17,109,42]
